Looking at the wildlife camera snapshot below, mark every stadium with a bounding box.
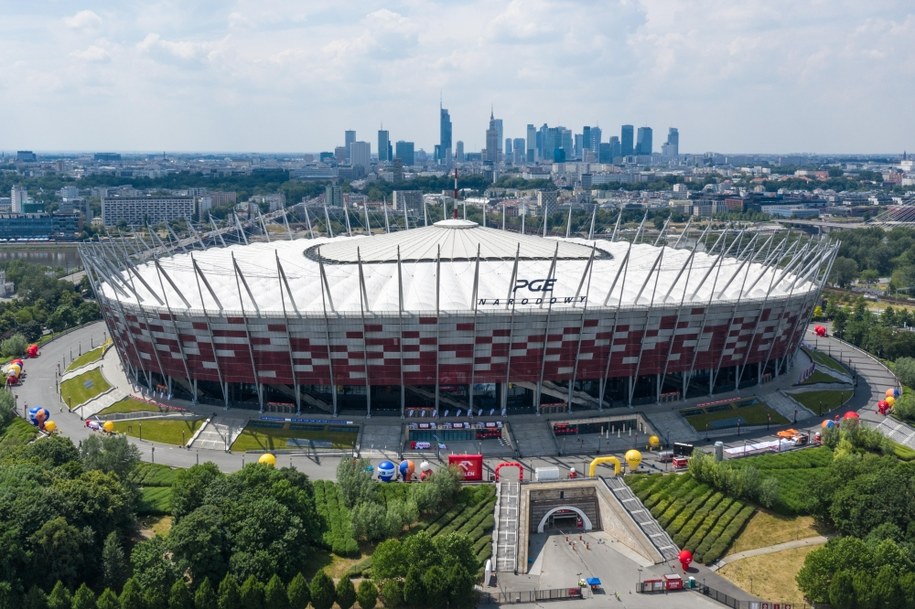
[81,214,837,416]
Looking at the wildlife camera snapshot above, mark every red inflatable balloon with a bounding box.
[843,411,860,420]
[678,549,693,571]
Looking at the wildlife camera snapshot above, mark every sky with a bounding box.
[1,1,913,155]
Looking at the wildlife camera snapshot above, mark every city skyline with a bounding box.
[1,1,913,155]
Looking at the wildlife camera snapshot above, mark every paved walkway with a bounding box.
[711,536,828,571]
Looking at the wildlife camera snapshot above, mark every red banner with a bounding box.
[448,454,484,481]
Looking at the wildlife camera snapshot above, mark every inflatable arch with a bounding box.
[588,456,621,477]
[494,461,524,482]
[537,506,594,533]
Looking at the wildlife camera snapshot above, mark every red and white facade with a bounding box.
[82,219,836,415]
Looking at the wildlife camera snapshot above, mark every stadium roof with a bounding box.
[99,220,828,315]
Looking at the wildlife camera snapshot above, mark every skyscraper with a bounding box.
[485,110,500,164]
[663,128,680,158]
[526,124,537,163]
[395,141,415,166]
[344,130,356,162]
[439,106,452,163]
[350,141,371,170]
[636,127,653,156]
[621,125,634,157]
[378,128,390,162]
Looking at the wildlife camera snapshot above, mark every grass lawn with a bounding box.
[231,424,358,452]
[727,512,820,555]
[97,397,166,416]
[65,342,110,371]
[138,516,173,539]
[803,348,848,375]
[787,390,854,415]
[682,399,788,432]
[798,369,845,386]
[719,545,823,606]
[111,418,203,445]
[60,368,112,407]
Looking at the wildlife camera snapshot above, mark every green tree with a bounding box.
[379,580,402,609]
[168,581,193,609]
[130,538,179,599]
[334,577,355,609]
[0,333,28,357]
[262,575,288,609]
[29,516,93,589]
[102,532,129,591]
[22,585,48,609]
[143,588,167,609]
[216,575,241,609]
[830,257,859,288]
[895,357,915,388]
[403,568,425,607]
[336,458,376,508]
[238,576,264,609]
[828,570,856,609]
[96,589,119,609]
[78,434,141,480]
[193,579,217,609]
[355,580,377,609]
[46,582,70,609]
[308,571,335,609]
[286,573,310,609]
[0,583,13,609]
[118,579,145,609]
[71,584,96,609]
[170,463,222,520]
[167,504,228,584]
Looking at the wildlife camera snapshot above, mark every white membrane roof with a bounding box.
[101,220,820,315]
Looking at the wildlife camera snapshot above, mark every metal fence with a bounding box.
[480,587,583,604]
[697,585,815,609]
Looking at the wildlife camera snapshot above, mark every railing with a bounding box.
[479,587,584,604]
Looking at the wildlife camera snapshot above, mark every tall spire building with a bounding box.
[438,104,452,164]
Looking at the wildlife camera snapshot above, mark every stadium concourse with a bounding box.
[14,319,911,482]
[80,218,836,419]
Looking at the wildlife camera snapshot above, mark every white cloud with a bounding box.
[63,9,102,31]
[70,44,110,62]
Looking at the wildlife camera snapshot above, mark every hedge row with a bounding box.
[698,505,755,565]
[137,486,172,516]
[313,480,360,556]
[671,492,726,548]
[681,496,736,552]
[649,477,700,520]
[129,462,180,487]
[657,485,715,530]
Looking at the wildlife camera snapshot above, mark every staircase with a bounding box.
[601,477,678,562]
[189,416,247,451]
[493,481,521,572]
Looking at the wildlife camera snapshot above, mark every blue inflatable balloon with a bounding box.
[894,388,901,398]
[377,460,396,482]
[27,406,50,428]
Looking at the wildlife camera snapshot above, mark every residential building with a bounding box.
[101,196,195,226]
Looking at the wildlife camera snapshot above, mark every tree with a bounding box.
[238,576,264,609]
[118,578,146,609]
[167,504,228,584]
[356,580,377,609]
[20,435,80,468]
[144,588,168,609]
[46,582,70,609]
[168,581,194,609]
[263,575,288,609]
[308,571,335,609]
[216,575,241,609]
[29,516,92,589]
[379,580,403,609]
[96,588,119,609]
[193,578,217,609]
[170,463,222,520]
[22,586,48,609]
[70,584,96,609]
[403,568,425,608]
[895,357,915,388]
[130,537,179,596]
[335,577,355,609]
[102,532,129,591]
[0,333,27,357]
[336,458,376,508]
[830,257,859,288]
[286,573,310,609]
[78,434,141,480]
